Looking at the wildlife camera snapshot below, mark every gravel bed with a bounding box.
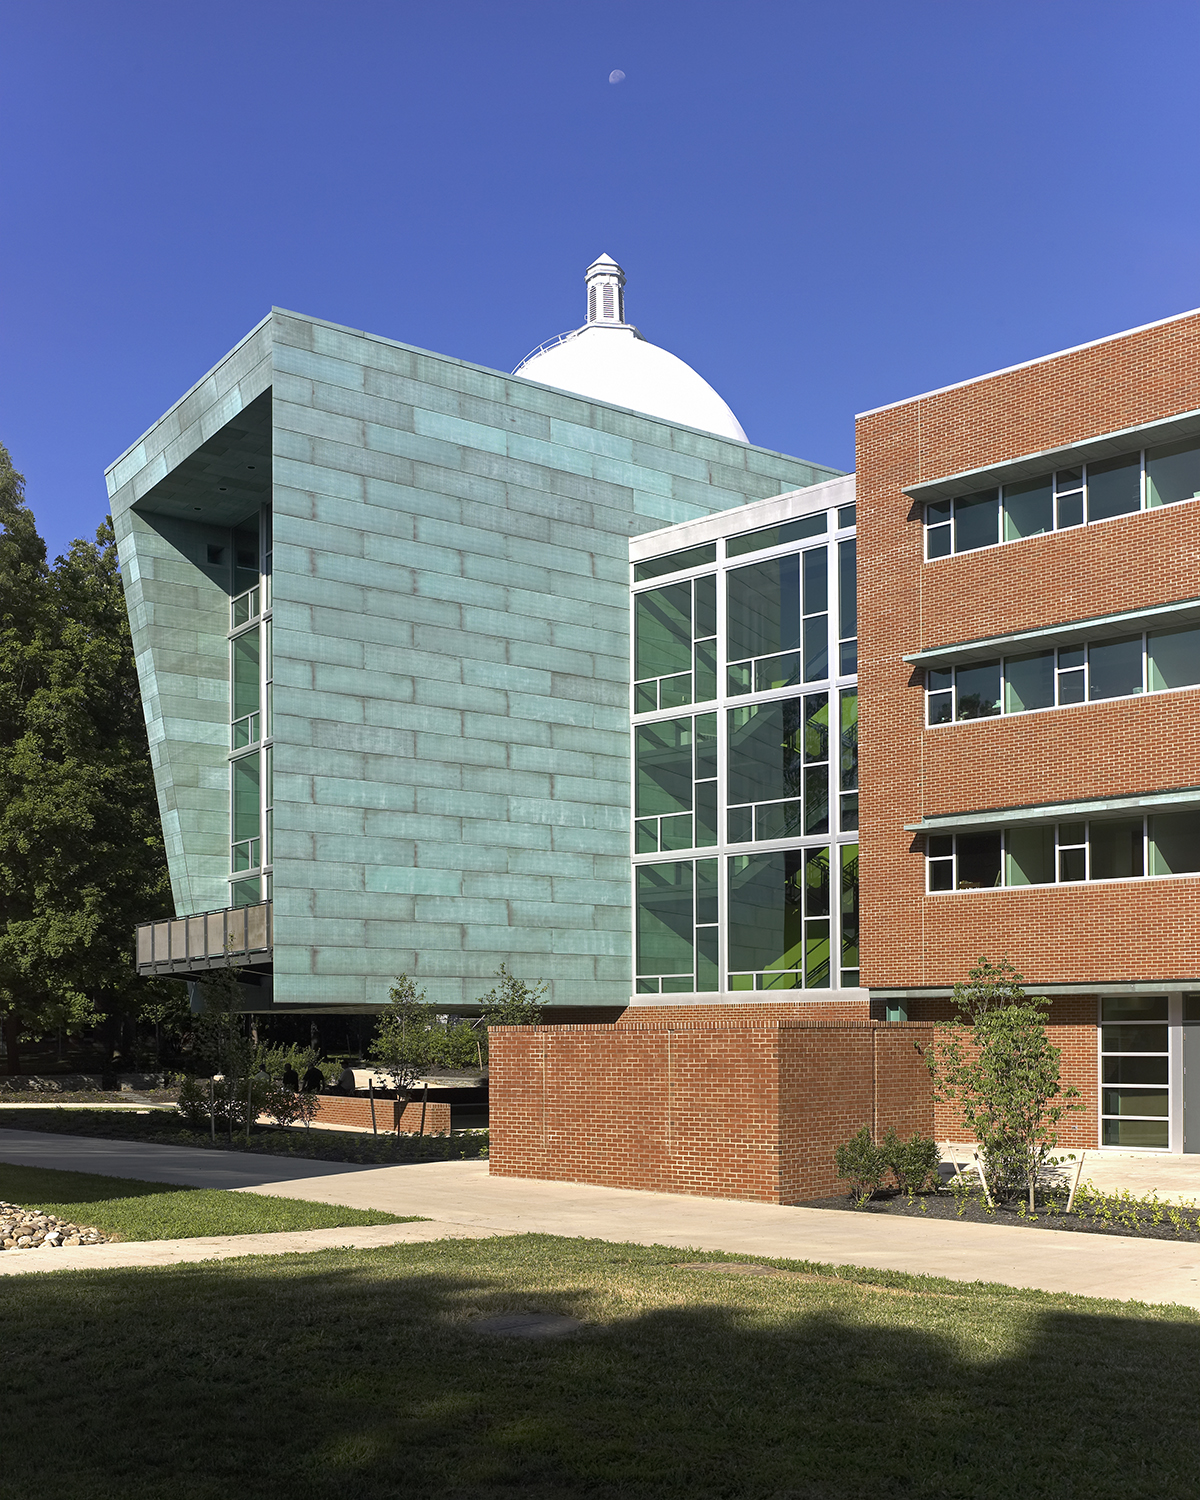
[801,1190,1200,1242]
[1,1201,108,1252]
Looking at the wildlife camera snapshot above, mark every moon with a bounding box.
[609,69,625,84]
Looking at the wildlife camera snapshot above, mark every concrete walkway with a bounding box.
[0,1218,514,1277]
[2,1129,1200,1308]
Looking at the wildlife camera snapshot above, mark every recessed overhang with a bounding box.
[903,406,1200,506]
[903,594,1200,668]
[904,785,1200,835]
[129,389,273,527]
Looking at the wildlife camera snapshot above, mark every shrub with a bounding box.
[425,1018,483,1070]
[882,1129,942,1195]
[834,1128,889,1206]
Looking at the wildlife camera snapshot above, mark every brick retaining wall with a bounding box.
[488,1019,934,1204]
[310,1094,451,1135]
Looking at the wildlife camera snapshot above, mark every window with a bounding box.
[634,544,717,583]
[839,844,859,986]
[635,859,719,993]
[924,439,1200,558]
[1087,635,1142,700]
[631,498,857,997]
[1147,436,1200,507]
[231,626,260,748]
[1101,996,1169,1148]
[931,814,1200,889]
[925,660,1001,723]
[839,689,858,832]
[727,549,830,695]
[727,695,827,843]
[229,506,272,907]
[1147,811,1200,875]
[1004,650,1054,713]
[1148,624,1200,690]
[838,539,856,674]
[635,714,717,853]
[924,833,1001,891]
[634,573,717,712]
[727,512,825,560]
[1003,476,1052,541]
[953,489,1000,553]
[927,623,1200,724]
[728,846,828,990]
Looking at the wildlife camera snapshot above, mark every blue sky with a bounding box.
[4,1,1200,557]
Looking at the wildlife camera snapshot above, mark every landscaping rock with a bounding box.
[0,1201,107,1251]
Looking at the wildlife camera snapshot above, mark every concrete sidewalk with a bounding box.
[0,1218,513,1276]
[2,1129,1200,1308]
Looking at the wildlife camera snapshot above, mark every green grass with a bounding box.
[3,1234,1199,1499]
[0,1162,420,1241]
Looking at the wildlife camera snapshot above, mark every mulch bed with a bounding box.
[801,1190,1200,1243]
[0,1107,489,1167]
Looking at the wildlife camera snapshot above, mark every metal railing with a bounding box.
[511,327,583,375]
[136,901,272,976]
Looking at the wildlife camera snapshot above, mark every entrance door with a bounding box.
[1100,995,1170,1149]
[1183,994,1200,1153]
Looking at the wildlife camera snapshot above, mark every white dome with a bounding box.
[514,255,748,444]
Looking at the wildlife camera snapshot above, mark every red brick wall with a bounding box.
[905,997,1098,1150]
[488,1020,934,1204]
[857,308,1200,990]
[310,1095,451,1136]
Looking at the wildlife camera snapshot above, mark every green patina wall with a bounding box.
[108,309,840,1009]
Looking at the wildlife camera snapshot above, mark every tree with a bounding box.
[369,975,434,1105]
[0,445,172,1072]
[477,964,548,1027]
[928,957,1081,1204]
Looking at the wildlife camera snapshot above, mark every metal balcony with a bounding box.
[135,901,272,979]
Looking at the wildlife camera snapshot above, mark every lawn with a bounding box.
[0,1162,417,1241]
[3,1235,1199,1499]
[0,1106,489,1165]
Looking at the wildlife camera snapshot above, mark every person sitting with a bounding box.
[281,1064,300,1093]
[301,1063,325,1094]
[337,1062,357,1095]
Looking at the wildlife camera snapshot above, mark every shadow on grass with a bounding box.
[0,1162,188,1204]
[2,1235,1199,1499]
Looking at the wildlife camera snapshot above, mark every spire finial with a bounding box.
[585,254,626,325]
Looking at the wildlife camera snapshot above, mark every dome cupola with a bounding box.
[514,255,747,443]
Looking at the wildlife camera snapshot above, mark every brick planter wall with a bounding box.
[309,1094,451,1135]
[488,1019,934,1204]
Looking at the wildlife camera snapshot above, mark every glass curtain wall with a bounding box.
[229,506,272,908]
[632,502,859,994]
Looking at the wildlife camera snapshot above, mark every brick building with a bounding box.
[116,255,1200,1189]
[857,306,1200,1152]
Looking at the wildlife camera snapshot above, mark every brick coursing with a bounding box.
[856,308,1200,1147]
[488,1019,934,1204]
[309,1094,451,1135]
[905,997,1098,1151]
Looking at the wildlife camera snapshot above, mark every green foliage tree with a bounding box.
[369,975,434,1105]
[928,956,1081,1203]
[0,446,172,1073]
[477,964,547,1027]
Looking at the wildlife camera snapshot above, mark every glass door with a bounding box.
[1100,995,1169,1148]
